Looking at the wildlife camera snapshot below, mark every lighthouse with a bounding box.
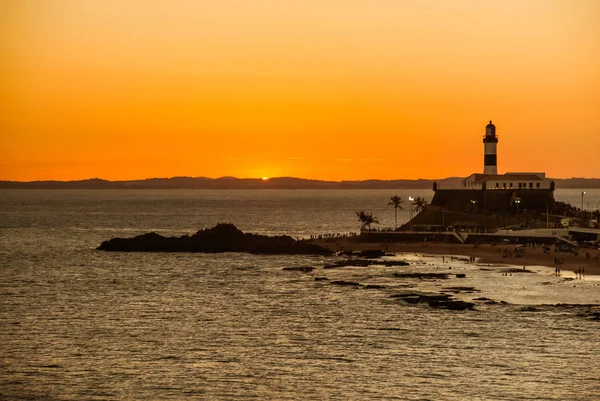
[483,120,498,174]
[431,119,555,213]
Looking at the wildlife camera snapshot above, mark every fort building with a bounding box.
[431,121,555,213]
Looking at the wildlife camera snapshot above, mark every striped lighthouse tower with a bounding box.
[483,120,498,174]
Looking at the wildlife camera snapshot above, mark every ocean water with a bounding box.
[1,189,599,400]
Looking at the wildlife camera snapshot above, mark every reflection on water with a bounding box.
[1,190,599,400]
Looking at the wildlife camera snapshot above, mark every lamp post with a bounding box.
[408,197,414,230]
[582,191,586,211]
[515,198,521,218]
[470,199,477,214]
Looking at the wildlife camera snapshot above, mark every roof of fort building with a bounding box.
[464,173,547,183]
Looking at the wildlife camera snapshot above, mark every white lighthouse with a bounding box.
[483,120,498,174]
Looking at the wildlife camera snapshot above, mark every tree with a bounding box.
[388,195,404,230]
[413,197,427,213]
[356,210,379,230]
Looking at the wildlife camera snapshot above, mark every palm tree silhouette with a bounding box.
[356,210,379,230]
[388,195,403,229]
[413,197,427,213]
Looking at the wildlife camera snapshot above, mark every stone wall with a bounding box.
[431,189,555,213]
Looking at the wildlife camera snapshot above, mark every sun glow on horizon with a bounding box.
[262,177,270,181]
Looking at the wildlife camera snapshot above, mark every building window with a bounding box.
[510,183,513,188]
[529,182,533,188]
[536,183,540,188]
[503,183,506,188]
[496,183,499,188]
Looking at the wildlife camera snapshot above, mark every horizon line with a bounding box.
[2,175,600,184]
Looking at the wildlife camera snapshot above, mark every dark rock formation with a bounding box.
[330,280,362,287]
[358,249,386,258]
[391,293,451,303]
[442,286,480,293]
[382,260,411,267]
[324,258,409,269]
[392,272,450,280]
[587,311,600,321]
[390,293,475,310]
[324,259,372,269]
[282,266,315,272]
[520,306,541,312]
[501,268,535,274]
[98,223,333,255]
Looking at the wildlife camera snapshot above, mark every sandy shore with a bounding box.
[310,238,600,275]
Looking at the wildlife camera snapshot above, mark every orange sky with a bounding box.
[1,0,599,181]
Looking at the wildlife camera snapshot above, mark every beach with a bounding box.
[310,238,600,275]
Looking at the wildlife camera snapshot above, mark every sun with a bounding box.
[262,176,269,181]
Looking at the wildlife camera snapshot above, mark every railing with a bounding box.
[435,185,483,190]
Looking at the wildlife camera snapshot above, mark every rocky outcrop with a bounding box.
[330,280,362,287]
[391,293,475,310]
[324,259,409,269]
[358,249,387,258]
[282,266,315,272]
[392,272,450,280]
[97,223,333,255]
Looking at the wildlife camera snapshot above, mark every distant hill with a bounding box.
[0,176,598,189]
[552,178,600,189]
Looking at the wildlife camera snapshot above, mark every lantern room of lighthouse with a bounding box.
[483,120,498,175]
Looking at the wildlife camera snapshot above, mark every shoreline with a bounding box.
[309,238,600,275]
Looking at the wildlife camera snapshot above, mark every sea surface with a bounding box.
[1,189,599,400]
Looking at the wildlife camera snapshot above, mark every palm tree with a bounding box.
[356,210,379,230]
[388,195,403,229]
[413,197,427,213]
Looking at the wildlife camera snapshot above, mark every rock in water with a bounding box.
[358,249,386,258]
[97,223,332,255]
[282,266,315,272]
